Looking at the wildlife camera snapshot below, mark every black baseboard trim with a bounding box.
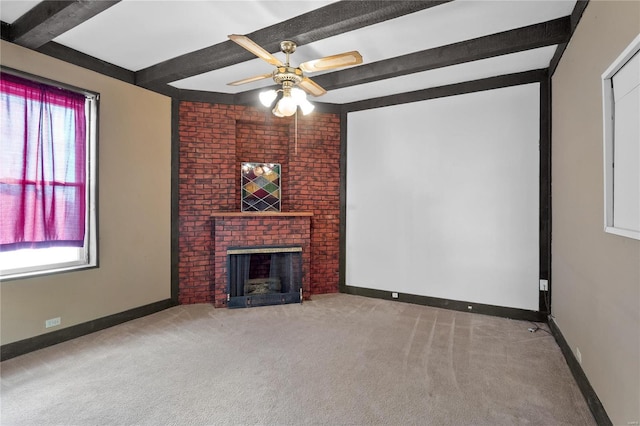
[548,317,612,426]
[342,286,546,322]
[1,299,175,361]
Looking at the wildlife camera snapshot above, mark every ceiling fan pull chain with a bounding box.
[295,110,298,156]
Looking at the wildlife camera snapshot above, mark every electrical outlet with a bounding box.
[391,292,399,299]
[576,347,582,364]
[539,279,549,291]
[45,317,61,328]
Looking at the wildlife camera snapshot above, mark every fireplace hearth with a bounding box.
[227,246,302,308]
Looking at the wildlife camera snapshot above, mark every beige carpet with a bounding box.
[1,294,595,425]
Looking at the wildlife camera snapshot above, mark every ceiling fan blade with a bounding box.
[298,77,327,97]
[227,73,273,86]
[228,34,283,66]
[299,51,363,73]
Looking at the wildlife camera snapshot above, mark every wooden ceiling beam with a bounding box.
[10,0,121,49]
[549,0,589,76]
[310,17,572,92]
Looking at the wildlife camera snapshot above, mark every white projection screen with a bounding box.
[346,84,540,311]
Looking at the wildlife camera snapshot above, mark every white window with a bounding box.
[602,34,640,240]
[0,70,98,279]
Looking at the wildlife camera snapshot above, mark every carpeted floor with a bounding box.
[1,294,595,425]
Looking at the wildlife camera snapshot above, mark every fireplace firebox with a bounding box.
[226,246,302,308]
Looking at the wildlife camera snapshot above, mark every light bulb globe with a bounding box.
[272,106,284,117]
[276,95,297,116]
[259,90,277,107]
[291,87,307,102]
[299,98,315,115]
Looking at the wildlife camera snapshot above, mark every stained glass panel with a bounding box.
[241,162,281,212]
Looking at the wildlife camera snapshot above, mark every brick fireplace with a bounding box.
[178,102,340,305]
[212,212,312,307]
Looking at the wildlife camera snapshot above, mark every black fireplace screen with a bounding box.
[227,246,302,308]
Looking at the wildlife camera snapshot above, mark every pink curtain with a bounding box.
[0,72,87,251]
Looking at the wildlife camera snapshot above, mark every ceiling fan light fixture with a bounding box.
[259,89,278,107]
[266,86,315,117]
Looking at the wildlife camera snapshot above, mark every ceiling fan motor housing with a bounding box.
[273,66,303,86]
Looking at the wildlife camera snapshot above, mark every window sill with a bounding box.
[0,262,98,282]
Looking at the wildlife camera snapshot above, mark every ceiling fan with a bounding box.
[227,34,363,117]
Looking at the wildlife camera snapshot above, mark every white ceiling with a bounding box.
[0,0,577,105]
[0,0,40,22]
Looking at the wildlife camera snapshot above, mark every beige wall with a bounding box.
[0,41,172,345]
[552,2,640,424]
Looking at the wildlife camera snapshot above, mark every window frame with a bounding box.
[602,35,640,241]
[0,68,99,280]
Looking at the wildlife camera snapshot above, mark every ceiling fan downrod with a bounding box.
[280,40,297,66]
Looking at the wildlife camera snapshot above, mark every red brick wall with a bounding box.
[235,121,290,210]
[178,102,341,304]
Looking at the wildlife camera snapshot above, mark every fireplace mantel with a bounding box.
[211,212,313,218]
